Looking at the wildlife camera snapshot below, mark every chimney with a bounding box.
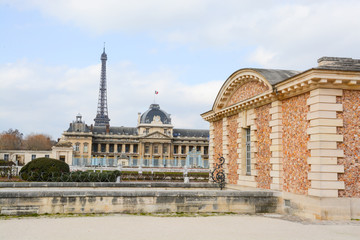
[317,57,360,68]
[106,124,110,134]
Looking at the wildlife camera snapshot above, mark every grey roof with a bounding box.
[249,68,301,85]
[66,124,91,133]
[173,129,209,138]
[140,104,171,124]
[316,57,360,71]
[93,126,138,135]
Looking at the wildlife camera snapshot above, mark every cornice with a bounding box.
[203,69,360,122]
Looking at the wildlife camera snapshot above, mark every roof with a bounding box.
[93,126,138,135]
[173,129,209,138]
[248,68,300,85]
[140,104,171,124]
[316,57,360,71]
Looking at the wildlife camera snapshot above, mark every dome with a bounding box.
[140,104,171,124]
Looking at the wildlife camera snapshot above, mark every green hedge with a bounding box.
[19,157,70,181]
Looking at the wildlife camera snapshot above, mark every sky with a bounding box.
[1,0,360,140]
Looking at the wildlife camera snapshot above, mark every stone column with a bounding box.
[269,100,283,190]
[121,144,125,153]
[130,144,134,153]
[222,117,229,180]
[307,88,345,197]
[98,144,101,153]
[114,144,118,153]
[209,122,215,172]
[106,144,109,153]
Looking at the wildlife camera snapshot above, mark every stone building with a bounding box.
[201,57,360,220]
[62,104,209,167]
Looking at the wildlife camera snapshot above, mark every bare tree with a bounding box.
[0,129,23,150]
[24,133,54,150]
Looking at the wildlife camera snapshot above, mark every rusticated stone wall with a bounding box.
[255,104,272,189]
[282,93,311,195]
[337,90,360,197]
[226,81,269,107]
[227,114,239,184]
[213,120,223,165]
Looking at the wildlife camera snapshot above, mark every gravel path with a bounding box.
[1,214,359,240]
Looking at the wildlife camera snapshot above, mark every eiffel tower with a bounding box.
[94,46,110,126]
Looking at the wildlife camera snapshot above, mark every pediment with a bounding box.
[144,131,172,139]
[213,69,272,111]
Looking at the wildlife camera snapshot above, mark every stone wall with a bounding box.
[337,90,360,197]
[226,114,239,184]
[226,80,269,107]
[213,120,223,165]
[282,93,311,195]
[255,104,272,189]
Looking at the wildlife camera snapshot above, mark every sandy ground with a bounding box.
[1,214,359,240]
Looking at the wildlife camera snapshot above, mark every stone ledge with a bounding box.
[0,182,218,189]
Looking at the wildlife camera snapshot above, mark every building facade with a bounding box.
[62,104,209,168]
[202,57,360,220]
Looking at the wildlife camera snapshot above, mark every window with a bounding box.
[45,155,50,158]
[133,144,138,153]
[181,146,186,154]
[154,145,158,154]
[204,146,208,155]
[196,146,201,152]
[4,154,9,161]
[145,145,150,154]
[173,145,178,154]
[109,144,114,153]
[125,144,130,153]
[84,144,88,153]
[117,144,122,153]
[163,145,167,154]
[31,155,36,160]
[246,128,251,175]
[74,143,80,152]
[101,144,106,152]
[145,128,149,134]
[92,144,98,152]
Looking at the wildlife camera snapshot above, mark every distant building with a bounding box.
[62,104,209,167]
[61,48,209,168]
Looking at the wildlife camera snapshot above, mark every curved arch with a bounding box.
[213,69,273,111]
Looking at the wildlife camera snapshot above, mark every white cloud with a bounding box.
[0,59,221,139]
[4,0,360,69]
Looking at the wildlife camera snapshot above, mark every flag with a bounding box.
[155,90,159,94]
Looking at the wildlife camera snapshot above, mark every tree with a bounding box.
[0,129,23,150]
[24,134,54,150]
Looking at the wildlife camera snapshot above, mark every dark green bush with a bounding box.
[0,160,15,166]
[19,157,70,181]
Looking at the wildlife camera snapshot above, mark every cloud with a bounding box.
[4,0,360,69]
[0,59,221,139]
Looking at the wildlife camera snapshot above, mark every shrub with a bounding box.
[0,160,15,166]
[19,157,70,181]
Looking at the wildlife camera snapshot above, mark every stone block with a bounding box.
[307,95,336,105]
[310,164,344,173]
[308,188,339,197]
[270,132,282,139]
[311,180,345,190]
[271,112,282,120]
[310,103,343,112]
[271,164,282,171]
[271,101,282,107]
[307,126,337,134]
[308,172,338,181]
[307,111,337,120]
[270,145,282,152]
[307,141,338,149]
[310,88,343,97]
[270,183,281,190]
[270,170,281,177]
[310,149,344,157]
[271,138,282,145]
[269,106,282,115]
[270,157,282,164]
[271,125,282,133]
[269,119,282,127]
[272,151,283,158]
[307,157,338,165]
[310,119,343,127]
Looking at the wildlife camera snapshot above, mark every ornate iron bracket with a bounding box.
[211,155,226,190]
